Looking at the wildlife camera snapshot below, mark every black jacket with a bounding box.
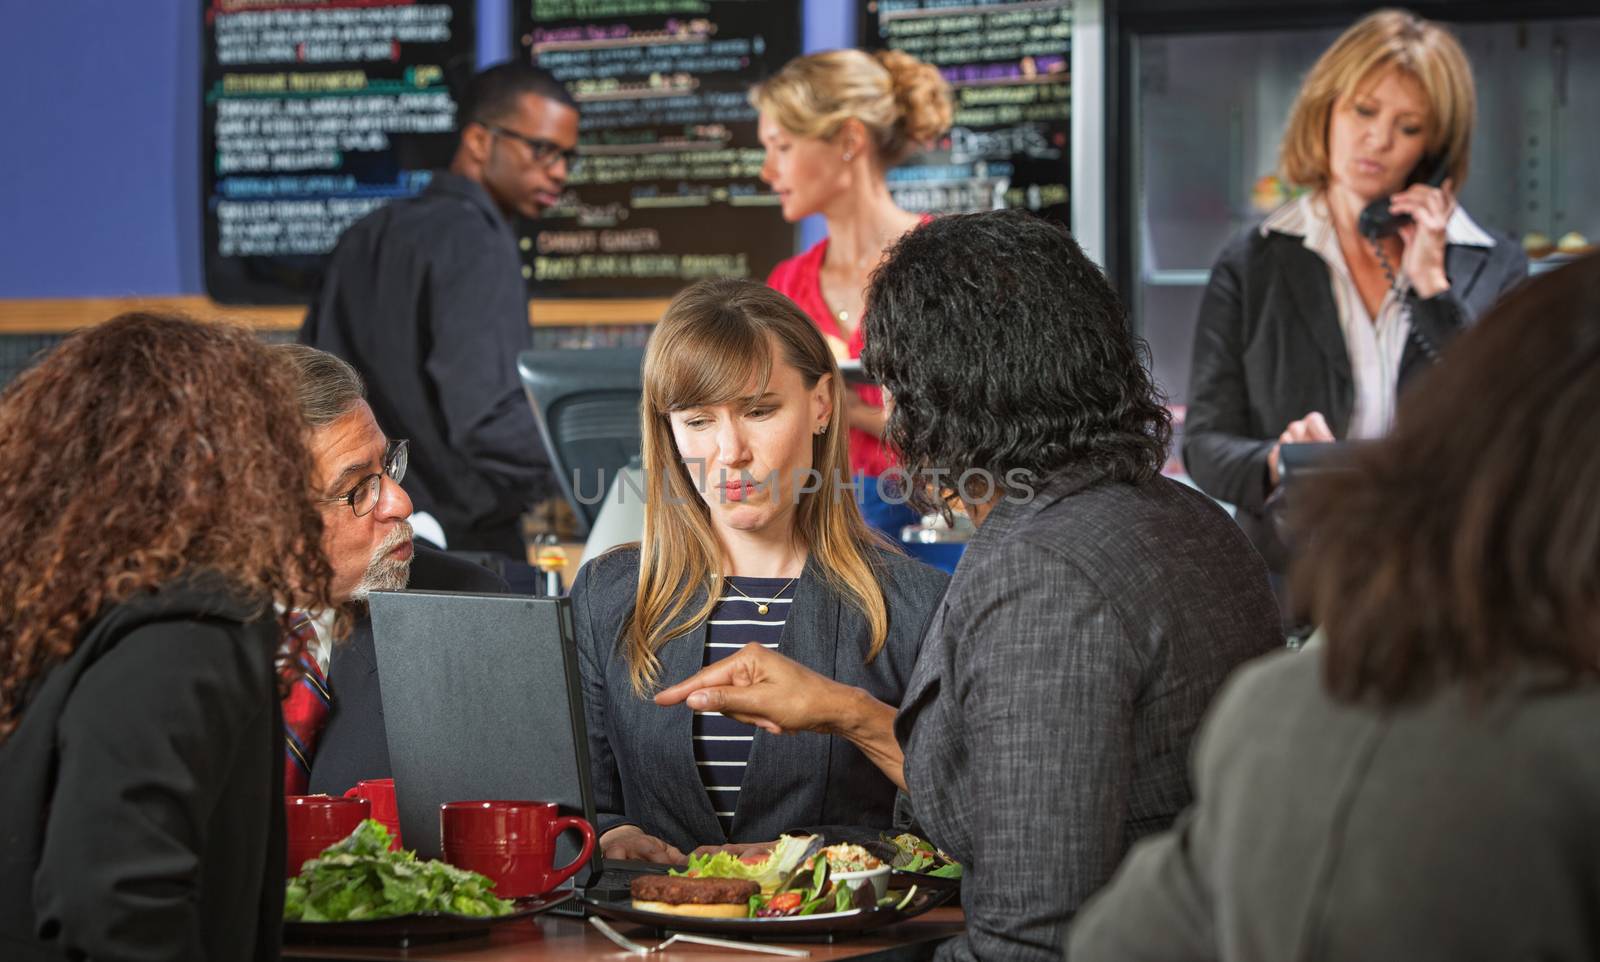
[1182,223,1527,571]
[308,544,509,796]
[301,172,552,556]
[0,577,283,962]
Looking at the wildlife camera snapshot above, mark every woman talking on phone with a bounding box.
[1182,9,1525,584]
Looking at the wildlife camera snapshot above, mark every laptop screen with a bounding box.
[368,589,602,884]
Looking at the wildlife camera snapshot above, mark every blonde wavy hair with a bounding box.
[1280,9,1476,191]
[623,279,892,695]
[751,48,953,166]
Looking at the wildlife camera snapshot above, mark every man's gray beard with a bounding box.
[350,521,415,601]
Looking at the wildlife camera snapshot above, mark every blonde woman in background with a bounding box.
[752,49,952,535]
[569,279,947,863]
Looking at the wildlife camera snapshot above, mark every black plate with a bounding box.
[284,889,572,944]
[584,886,951,940]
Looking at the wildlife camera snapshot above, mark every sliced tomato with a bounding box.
[766,891,804,914]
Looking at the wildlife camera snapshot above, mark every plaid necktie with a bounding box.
[281,611,330,795]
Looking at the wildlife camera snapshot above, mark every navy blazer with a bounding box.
[1183,222,1527,571]
[308,543,509,795]
[571,544,947,853]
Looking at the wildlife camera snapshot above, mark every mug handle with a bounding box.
[343,785,364,800]
[544,816,597,890]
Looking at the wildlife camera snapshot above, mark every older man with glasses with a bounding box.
[302,61,581,558]
[277,345,509,797]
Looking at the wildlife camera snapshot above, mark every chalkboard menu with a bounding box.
[515,0,801,297]
[859,0,1071,225]
[202,0,474,304]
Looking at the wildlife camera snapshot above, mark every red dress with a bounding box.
[766,220,931,477]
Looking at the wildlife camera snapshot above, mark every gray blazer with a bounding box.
[895,469,1282,962]
[571,544,947,853]
[1183,226,1527,571]
[1070,650,1600,962]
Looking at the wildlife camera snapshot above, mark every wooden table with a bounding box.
[284,906,963,962]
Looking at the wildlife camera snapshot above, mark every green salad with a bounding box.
[884,833,963,879]
[284,820,514,921]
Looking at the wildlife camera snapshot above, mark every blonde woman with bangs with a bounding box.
[753,49,952,537]
[1183,8,1526,590]
[568,278,948,863]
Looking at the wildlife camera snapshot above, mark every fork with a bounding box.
[588,916,811,957]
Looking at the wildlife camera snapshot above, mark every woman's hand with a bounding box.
[1267,411,1336,487]
[655,644,846,735]
[602,825,687,865]
[1390,178,1454,298]
[656,645,907,790]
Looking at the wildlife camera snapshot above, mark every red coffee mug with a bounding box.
[440,801,596,899]
[344,778,402,849]
[285,794,370,877]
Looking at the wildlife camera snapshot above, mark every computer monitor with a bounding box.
[367,589,602,885]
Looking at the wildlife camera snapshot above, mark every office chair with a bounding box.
[517,347,645,537]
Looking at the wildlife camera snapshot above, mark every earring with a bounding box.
[842,150,854,162]
[816,425,827,435]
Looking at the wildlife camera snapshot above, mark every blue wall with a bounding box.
[0,1,853,299]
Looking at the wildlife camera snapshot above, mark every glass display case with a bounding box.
[1122,14,1600,459]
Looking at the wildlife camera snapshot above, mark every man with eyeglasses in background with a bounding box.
[277,345,508,797]
[301,62,580,558]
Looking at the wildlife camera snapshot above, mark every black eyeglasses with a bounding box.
[317,440,408,518]
[484,124,580,173]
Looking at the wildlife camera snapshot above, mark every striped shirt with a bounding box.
[694,576,796,838]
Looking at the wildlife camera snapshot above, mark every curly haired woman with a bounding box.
[0,313,337,961]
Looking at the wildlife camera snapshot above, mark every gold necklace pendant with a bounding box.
[724,575,797,616]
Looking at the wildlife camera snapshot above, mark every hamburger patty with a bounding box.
[631,875,760,905]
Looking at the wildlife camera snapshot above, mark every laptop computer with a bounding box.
[367,588,666,907]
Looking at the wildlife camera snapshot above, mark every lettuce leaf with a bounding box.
[283,819,514,922]
[676,834,818,892]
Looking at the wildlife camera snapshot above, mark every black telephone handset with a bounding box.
[1358,157,1447,240]
[1356,157,1449,362]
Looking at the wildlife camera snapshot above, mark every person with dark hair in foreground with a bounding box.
[303,61,580,556]
[658,210,1282,962]
[1070,252,1600,962]
[0,314,338,961]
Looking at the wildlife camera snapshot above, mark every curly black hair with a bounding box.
[862,209,1171,511]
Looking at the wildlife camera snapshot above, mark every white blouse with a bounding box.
[1260,193,1494,439]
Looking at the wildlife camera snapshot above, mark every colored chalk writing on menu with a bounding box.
[859,0,1071,224]
[516,0,801,297]
[202,0,474,304]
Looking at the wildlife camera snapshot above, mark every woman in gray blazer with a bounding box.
[570,279,946,862]
[1072,253,1600,962]
[1184,11,1526,577]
